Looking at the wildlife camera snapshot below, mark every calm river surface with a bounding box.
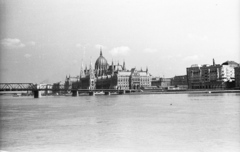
[0,93,240,152]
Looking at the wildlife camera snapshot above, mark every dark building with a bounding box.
[187,59,239,89]
[64,75,79,92]
[52,82,63,95]
[151,77,172,89]
[171,75,187,86]
[235,67,240,89]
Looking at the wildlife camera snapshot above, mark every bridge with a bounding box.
[0,83,133,98]
[0,83,36,91]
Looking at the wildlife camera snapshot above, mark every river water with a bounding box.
[0,93,239,152]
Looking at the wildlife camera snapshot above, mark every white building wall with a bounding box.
[221,65,235,82]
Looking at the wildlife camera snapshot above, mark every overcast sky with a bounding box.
[0,0,239,83]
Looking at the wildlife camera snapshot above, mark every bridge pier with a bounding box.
[119,90,126,95]
[33,90,41,98]
[89,92,95,96]
[126,90,131,93]
[104,92,111,95]
[72,90,79,97]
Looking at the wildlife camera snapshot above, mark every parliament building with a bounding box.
[65,50,152,90]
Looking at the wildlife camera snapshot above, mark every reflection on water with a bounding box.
[0,93,240,152]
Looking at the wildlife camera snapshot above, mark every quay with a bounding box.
[0,82,239,98]
[30,89,240,98]
[0,83,136,98]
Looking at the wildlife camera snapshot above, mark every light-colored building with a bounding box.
[34,83,52,95]
[221,61,238,82]
[109,67,151,90]
[187,59,239,89]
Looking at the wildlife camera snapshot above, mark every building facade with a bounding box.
[151,77,172,89]
[187,59,239,89]
[65,50,152,90]
[235,67,240,89]
[171,75,187,86]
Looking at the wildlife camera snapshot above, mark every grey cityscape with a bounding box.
[0,0,239,152]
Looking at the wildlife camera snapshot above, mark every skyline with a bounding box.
[0,0,239,83]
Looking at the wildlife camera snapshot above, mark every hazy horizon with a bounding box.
[0,0,239,84]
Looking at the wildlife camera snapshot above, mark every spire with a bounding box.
[146,66,148,73]
[80,59,85,78]
[100,47,102,56]
[123,60,126,71]
[89,57,95,78]
[111,59,114,72]
[81,59,84,69]
[213,58,215,66]
[90,57,93,70]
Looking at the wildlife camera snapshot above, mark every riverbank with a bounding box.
[1,89,239,97]
[127,89,240,95]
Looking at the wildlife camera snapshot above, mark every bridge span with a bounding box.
[0,83,134,98]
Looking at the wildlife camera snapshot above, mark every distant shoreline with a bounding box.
[1,89,240,97]
[64,89,240,96]
[129,89,240,95]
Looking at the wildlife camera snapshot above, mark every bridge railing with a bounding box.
[0,83,129,92]
[0,83,76,91]
[0,83,36,91]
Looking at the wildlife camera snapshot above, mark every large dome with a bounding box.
[95,50,108,76]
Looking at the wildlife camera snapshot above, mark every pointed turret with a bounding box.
[85,65,88,74]
[111,60,114,75]
[116,61,119,71]
[100,47,102,56]
[146,66,148,73]
[90,57,93,70]
[123,60,126,71]
[213,58,215,66]
[80,59,85,78]
[89,57,95,78]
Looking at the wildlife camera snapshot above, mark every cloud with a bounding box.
[1,38,25,49]
[76,43,90,49]
[72,59,78,64]
[24,54,32,58]
[183,55,199,61]
[187,33,208,41]
[109,46,130,56]
[27,41,36,46]
[143,48,158,53]
[76,43,82,48]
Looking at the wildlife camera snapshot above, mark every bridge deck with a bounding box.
[0,83,131,92]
